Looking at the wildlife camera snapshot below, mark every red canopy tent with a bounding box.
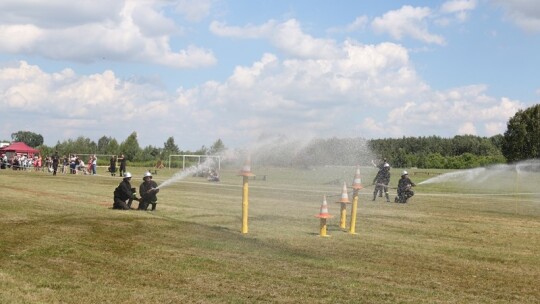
[0,142,40,156]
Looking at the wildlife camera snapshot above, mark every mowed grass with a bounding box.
[0,166,539,303]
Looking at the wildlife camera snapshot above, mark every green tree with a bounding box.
[502,104,540,162]
[106,139,120,155]
[425,153,446,168]
[55,136,97,155]
[120,132,141,161]
[37,144,53,158]
[161,137,180,160]
[97,136,112,154]
[209,139,226,155]
[11,131,44,147]
[195,145,208,155]
[140,145,161,162]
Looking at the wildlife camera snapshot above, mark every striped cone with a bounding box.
[315,196,333,218]
[336,182,350,203]
[238,154,255,177]
[351,166,363,190]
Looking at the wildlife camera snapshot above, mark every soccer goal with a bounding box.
[168,154,221,170]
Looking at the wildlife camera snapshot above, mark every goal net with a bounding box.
[168,154,221,170]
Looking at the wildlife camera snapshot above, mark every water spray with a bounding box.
[156,158,217,190]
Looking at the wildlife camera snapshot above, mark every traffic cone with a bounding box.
[351,165,363,190]
[336,182,350,229]
[315,196,333,237]
[336,182,350,203]
[315,195,333,219]
[238,154,255,234]
[238,154,255,177]
[349,167,362,234]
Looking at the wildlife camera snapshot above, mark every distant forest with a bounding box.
[367,134,505,169]
[4,104,539,169]
[0,132,508,169]
[251,135,505,169]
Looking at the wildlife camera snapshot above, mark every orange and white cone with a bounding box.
[349,167,361,234]
[351,165,363,190]
[337,182,350,203]
[238,154,255,177]
[315,195,333,219]
[336,182,350,229]
[316,196,332,237]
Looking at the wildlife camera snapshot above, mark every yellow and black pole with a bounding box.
[349,166,363,235]
[335,182,351,230]
[239,155,255,234]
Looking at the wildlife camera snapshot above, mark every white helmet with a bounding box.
[402,170,408,176]
[123,172,132,178]
[144,171,152,178]
[384,163,390,168]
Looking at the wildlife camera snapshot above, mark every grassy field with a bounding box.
[1,165,539,303]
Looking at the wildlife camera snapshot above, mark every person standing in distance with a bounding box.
[109,155,117,176]
[118,154,127,177]
[91,154,97,175]
[52,151,60,176]
[138,171,160,211]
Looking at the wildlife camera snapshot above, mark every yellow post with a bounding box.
[316,195,333,237]
[349,189,358,234]
[336,182,350,230]
[241,176,249,234]
[339,203,347,229]
[319,218,329,237]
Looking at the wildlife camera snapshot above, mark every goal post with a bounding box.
[168,154,221,170]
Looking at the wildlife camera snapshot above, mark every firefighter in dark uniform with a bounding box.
[52,152,60,176]
[113,172,138,210]
[138,171,160,211]
[372,163,391,202]
[395,171,416,203]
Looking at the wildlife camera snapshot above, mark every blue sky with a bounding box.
[0,0,539,150]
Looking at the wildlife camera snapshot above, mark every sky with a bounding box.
[0,0,539,150]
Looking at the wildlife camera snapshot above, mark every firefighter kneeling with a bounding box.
[138,171,160,211]
[395,171,416,204]
[113,172,139,210]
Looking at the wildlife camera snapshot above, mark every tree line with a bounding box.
[368,135,506,169]
[3,131,226,168]
[4,104,539,169]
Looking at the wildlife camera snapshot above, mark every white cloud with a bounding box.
[382,85,523,138]
[458,122,477,135]
[0,0,122,27]
[0,37,523,148]
[210,19,341,59]
[327,16,369,33]
[209,20,275,38]
[174,0,214,22]
[484,122,506,136]
[371,5,446,45]
[490,0,540,32]
[0,0,216,68]
[440,0,477,22]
